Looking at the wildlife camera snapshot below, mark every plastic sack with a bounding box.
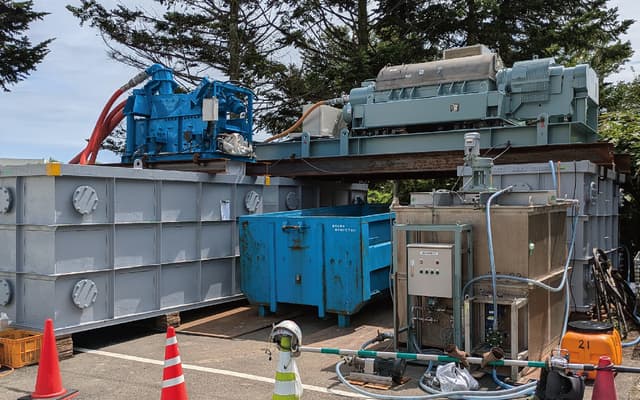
[0,312,11,331]
[436,362,480,392]
[217,133,254,157]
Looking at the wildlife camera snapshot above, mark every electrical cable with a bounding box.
[491,143,512,161]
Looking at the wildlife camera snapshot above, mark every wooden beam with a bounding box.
[247,142,626,180]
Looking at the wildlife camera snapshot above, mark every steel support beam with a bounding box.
[247,142,627,180]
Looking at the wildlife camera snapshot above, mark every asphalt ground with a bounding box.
[2,297,640,399]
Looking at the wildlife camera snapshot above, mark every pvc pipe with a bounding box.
[549,160,558,193]
[360,332,394,350]
[561,276,571,340]
[485,186,514,331]
[491,368,514,389]
[464,203,580,296]
[300,346,548,369]
[622,334,640,348]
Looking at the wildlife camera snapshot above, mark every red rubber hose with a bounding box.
[72,88,124,164]
[87,101,126,164]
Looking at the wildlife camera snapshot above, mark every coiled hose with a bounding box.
[334,360,537,399]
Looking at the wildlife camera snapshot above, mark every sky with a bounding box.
[0,0,639,163]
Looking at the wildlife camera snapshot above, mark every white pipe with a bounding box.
[486,186,514,331]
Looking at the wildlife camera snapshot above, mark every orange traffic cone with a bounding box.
[161,326,188,400]
[21,319,78,400]
[592,355,617,400]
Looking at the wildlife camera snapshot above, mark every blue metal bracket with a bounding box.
[537,113,549,145]
[339,129,349,156]
[301,132,311,158]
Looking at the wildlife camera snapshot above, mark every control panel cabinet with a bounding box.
[407,243,454,298]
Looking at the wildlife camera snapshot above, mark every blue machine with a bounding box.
[256,45,600,161]
[344,45,598,138]
[239,205,394,327]
[122,64,255,164]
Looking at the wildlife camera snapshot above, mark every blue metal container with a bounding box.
[239,205,393,327]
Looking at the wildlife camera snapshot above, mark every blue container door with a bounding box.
[275,221,325,317]
[324,220,362,315]
[239,220,276,308]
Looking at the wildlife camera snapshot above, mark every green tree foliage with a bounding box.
[0,0,52,91]
[67,0,633,134]
[599,77,640,252]
[67,0,294,132]
[278,0,380,101]
[67,0,288,85]
[368,179,457,205]
[375,0,632,76]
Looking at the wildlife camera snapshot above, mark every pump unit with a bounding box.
[121,64,255,164]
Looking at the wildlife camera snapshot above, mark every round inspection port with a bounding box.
[0,187,13,214]
[0,279,12,306]
[72,279,98,309]
[72,185,99,215]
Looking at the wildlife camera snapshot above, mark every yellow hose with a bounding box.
[264,100,326,143]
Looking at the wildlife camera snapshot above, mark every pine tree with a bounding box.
[0,0,53,91]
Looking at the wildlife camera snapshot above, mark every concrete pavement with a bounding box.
[3,299,640,399]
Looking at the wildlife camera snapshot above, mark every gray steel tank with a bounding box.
[0,162,366,333]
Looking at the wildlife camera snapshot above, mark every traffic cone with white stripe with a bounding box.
[273,335,303,400]
[161,326,188,400]
[21,319,78,400]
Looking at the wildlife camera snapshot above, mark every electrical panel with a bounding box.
[407,243,454,298]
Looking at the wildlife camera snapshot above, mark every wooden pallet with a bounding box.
[176,306,301,339]
[56,334,74,361]
[153,312,181,331]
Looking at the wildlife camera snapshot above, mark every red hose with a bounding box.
[71,88,124,164]
[87,101,126,164]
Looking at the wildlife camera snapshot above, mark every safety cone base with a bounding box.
[19,389,79,400]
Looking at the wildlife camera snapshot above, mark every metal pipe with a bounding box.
[300,345,640,373]
[299,346,547,368]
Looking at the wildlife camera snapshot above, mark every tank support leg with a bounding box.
[338,314,350,328]
[259,305,269,317]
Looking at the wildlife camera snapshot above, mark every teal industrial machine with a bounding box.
[256,45,599,160]
[344,45,598,138]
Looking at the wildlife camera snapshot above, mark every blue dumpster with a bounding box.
[239,205,393,327]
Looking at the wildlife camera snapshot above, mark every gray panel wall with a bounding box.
[0,163,366,333]
[0,165,298,333]
[459,161,622,311]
